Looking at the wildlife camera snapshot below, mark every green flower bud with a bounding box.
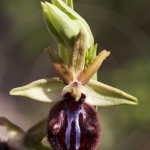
[41,0,94,53]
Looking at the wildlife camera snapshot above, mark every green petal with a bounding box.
[85,80,138,106]
[10,78,65,102]
[45,2,80,49]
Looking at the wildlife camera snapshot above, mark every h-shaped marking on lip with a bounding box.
[65,106,85,149]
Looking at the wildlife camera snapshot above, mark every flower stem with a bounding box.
[58,44,72,66]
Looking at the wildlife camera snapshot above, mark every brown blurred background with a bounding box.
[0,0,150,149]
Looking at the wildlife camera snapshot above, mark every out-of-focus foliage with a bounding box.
[0,0,150,150]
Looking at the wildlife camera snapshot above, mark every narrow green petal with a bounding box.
[24,117,48,147]
[85,80,138,106]
[45,47,74,84]
[10,78,65,102]
[0,117,24,137]
[45,2,80,49]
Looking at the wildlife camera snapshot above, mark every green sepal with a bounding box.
[85,79,138,106]
[10,78,65,102]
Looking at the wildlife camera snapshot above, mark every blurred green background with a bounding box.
[0,0,150,150]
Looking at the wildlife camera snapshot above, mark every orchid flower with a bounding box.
[8,0,137,149]
[9,29,137,149]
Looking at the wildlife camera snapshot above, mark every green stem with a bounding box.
[58,44,72,66]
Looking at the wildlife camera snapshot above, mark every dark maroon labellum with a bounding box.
[47,92,100,150]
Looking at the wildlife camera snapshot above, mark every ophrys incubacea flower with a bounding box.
[10,29,137,150]
[9,0,138,149]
